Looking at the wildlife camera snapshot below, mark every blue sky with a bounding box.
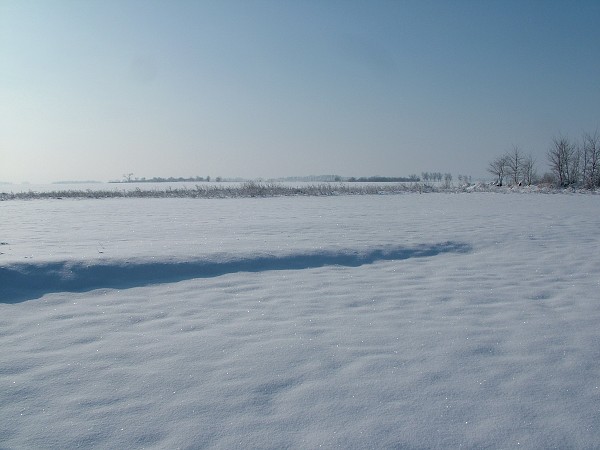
[1,0,600,183]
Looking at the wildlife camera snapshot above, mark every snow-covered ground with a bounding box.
[1,193,599,448]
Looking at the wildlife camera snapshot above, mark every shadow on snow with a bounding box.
[1,241,471,303]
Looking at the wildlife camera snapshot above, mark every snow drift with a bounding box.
[1,242,471,302]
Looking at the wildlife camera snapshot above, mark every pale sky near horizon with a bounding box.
[1,0,600,184]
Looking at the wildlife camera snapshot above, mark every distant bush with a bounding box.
[1,181,595,201]
[0,182,417,200]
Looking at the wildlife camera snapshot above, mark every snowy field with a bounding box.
[1,193,599,449]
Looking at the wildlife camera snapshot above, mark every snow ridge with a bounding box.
[1,241,471,302]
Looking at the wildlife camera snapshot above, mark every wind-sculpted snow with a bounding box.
[1,193,600,449]
[1,242,470,302]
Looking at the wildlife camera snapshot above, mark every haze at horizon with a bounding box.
[1,0,600,184]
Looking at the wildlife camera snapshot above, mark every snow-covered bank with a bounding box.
[1,193,599,448]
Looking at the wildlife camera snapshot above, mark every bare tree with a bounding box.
[539,172,557,185]
[507,146,524,185]
[569,145,582,186]
[457,175,471,186]
[487,155,509,186]
[547,136,578,187]
[522,154,537,186]
[443,173,453,189]
[582,131,600,188]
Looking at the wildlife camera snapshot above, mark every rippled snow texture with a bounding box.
[1,193,599,448]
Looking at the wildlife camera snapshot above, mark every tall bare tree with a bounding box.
[522,154,537,186]
[569,146,582,186]
[507,146,524,185]
[582,131,600,188]
[487,155,509,186]
[547,136,578,187]
[443,173,453,188]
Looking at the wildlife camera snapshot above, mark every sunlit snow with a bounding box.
[1,193,599,448]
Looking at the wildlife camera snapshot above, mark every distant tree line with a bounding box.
[114,174,219,183]
[421,172,443,183]
[488,132,600,189]
[111,173,481,188]
[346,175,419,182]
[420,172,471,188]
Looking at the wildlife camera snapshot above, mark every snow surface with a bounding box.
[1,193,599,448]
